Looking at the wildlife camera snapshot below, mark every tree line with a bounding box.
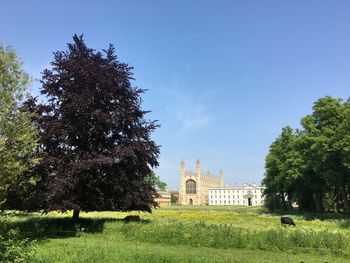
[0,35,161,219]
[263,96,350,213]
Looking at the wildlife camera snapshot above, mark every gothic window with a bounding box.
[186,180,196,194]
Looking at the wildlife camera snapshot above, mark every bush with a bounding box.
[0,223,34,262]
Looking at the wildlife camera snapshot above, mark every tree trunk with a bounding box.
[281,193,287,210]
[286,192,293,210]
[343,187,349,213]
[313,192,324,212]
[72,209,80,221]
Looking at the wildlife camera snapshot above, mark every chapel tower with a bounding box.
[179,160,223,205]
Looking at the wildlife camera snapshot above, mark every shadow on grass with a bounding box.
[0,210,34,217]
[0,212,151,242]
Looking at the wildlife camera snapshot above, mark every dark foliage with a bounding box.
[26,35,160,215]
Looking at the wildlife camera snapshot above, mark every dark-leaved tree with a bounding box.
[28,35,160,220]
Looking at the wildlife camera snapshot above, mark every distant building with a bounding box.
[208,184,265,206]
[154,190,171,207]
[179,160,223,205]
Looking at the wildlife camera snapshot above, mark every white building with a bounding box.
[208,184,265,206]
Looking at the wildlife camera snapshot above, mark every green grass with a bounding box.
[2,206,350,262]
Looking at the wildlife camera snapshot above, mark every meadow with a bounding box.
[1,206,350,262]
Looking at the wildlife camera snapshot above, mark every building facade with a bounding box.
[154,190,171,207]
[208,184,265,206]
[179,160,223,205]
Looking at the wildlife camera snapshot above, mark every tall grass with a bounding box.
[119,221,348,255]
[2,207,350,262]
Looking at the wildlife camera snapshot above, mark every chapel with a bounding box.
[178,160,223,205]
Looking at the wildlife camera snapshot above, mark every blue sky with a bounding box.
[1,1,350,189]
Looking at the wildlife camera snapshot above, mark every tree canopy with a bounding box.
[0,45,39,209]
[27,35,160,219]
[262,96,350,213]
[145,171,167,191]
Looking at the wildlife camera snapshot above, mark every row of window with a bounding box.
[210,200,264,205]
[209,189,263,194]
[210,195,260,199]
[185,179,265,197]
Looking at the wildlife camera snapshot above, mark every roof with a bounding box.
[208,184,265,190]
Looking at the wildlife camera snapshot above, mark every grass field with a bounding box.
[1,206,350,262]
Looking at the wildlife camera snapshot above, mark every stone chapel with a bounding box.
[178,160,223,205]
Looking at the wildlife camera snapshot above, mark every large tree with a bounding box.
[0,45,39,209]
[263,96,350,213]
[29,35,160,219]
[297,97,344,212]
[263,126,300,210]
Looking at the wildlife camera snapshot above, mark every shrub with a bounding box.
[0,223,34,262]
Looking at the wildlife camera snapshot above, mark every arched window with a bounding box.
[186,180,196,194]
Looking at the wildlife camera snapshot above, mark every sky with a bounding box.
[1,1,350,189]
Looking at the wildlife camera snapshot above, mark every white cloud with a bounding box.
[172,104,211,134]
[161,85,212,135]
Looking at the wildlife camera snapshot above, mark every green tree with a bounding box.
[308,97,350,212]
[298,97,344,212]
[145,171,167,191]
[0,45,39,209]
[170,193,178,205]
[263,126,299,210]
[263,96,350,213]
[337,99,350,211]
